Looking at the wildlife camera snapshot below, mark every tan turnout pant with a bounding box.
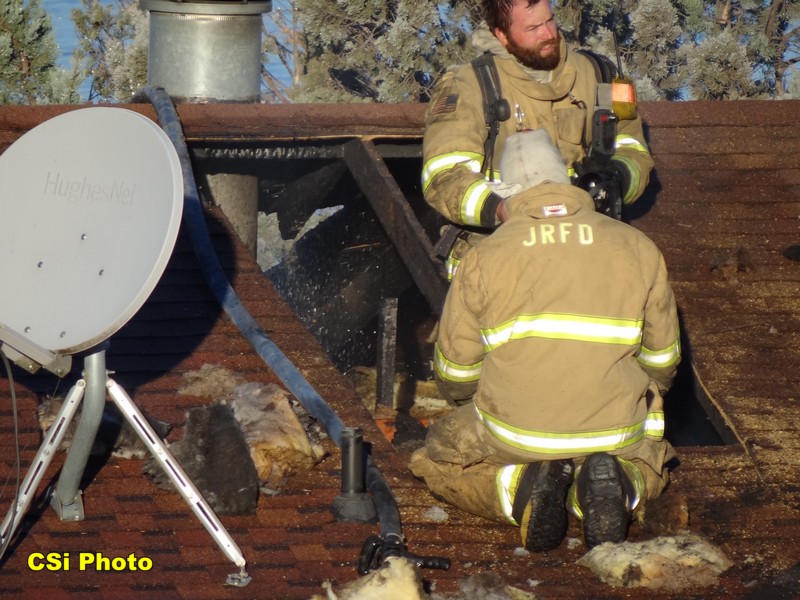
[409,403,673,524]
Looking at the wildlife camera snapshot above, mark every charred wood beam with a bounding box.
[190,141,421,162]
[265,203,415,370]
[342,138,447,315]
[306,244,413,368]
[376,298,399,408]
[272,161,348,239]
[192,142,345,162]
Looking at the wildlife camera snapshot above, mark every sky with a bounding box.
[43,0,80,68]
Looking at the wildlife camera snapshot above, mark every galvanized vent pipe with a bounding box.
[140,0,270,102]
[139,0,271,254]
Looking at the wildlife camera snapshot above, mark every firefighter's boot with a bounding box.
[515,459,574,552]
[575,453,634,547]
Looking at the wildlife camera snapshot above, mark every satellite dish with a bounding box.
[0,107,183,355]
[0,107,250,582]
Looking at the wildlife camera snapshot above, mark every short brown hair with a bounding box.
[482,0,548,34]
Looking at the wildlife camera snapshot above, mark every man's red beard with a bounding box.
[504,35,561,71]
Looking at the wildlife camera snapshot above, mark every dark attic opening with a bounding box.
[191,137,735,450]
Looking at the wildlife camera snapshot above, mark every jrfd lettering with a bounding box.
[522,222,593,246]
[27,552,153,571]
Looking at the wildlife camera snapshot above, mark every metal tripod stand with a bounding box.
[0,344,251,586]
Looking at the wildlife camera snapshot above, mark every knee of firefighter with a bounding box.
[630,438,675,500]
[421,404,491,467]
[409,446,463,482]
[632,456,671,501]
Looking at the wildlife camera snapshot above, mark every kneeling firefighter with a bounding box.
[410,129,681,551]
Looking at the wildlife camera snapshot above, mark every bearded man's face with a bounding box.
[495,1,560,70]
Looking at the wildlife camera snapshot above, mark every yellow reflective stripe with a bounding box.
[645,410,665,440]
[618,457,645,511]
[445,252,460,281]
[566,480,581,518]
[421,151,483,192]
[637,337,681,368]
[476,405,662,455]
[461,179,493,226]
[434,344,482,383]
[496,464,525,524]
[615,134,649,155]
[613,135,649,204]
[481,313,643,352]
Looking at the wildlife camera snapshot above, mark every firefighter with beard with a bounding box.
[423,0,653,278]
[410,129,680,553]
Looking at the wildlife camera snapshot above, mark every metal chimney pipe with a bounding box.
[139,0,271,103]
[139,0,271,255]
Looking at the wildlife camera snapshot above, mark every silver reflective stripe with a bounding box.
[476,404,660,455]
[618,456,645,511]
[615,135,649,154]
[445,253,460,280]
[496,464,523,524]
[434,344,482,383]
[612,135,649,203]
[481,313,643,352]
[645,410,665,438]
[461,179,492,226]
[422,152,482,192]
[637,338,681,368]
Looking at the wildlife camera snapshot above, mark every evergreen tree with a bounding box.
[725,0,800,98]
[262,0,305,103]
[32,0,800,103]
[283,0,799,102]
[555,0,799,100]
[624,0,685,100]
[682,27,753,98]
[0,0,78,104]
[71,0,148,103]
[292,0,478,102]
[557,0,695,99]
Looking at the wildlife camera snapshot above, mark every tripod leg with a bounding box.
[0,380,86,552]
[52,349,108,521]
[105,377,250,585]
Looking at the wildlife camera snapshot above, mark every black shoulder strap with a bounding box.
[574,48,617,84]
[471,52,510,180]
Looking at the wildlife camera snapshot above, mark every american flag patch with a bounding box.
[431,94,458,116]
[543,203,568,217]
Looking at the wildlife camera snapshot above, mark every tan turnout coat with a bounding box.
[434,183,680,469]
[422,33,654,228]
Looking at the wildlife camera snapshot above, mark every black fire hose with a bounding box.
[133,86,450,575]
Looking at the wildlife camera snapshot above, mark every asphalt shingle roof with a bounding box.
[1,100,799,599]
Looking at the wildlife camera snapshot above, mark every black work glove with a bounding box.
[573,157,628,220]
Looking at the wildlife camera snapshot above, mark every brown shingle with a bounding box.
[0,101,799,599]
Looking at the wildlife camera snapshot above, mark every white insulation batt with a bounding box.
[576,532,733,591]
